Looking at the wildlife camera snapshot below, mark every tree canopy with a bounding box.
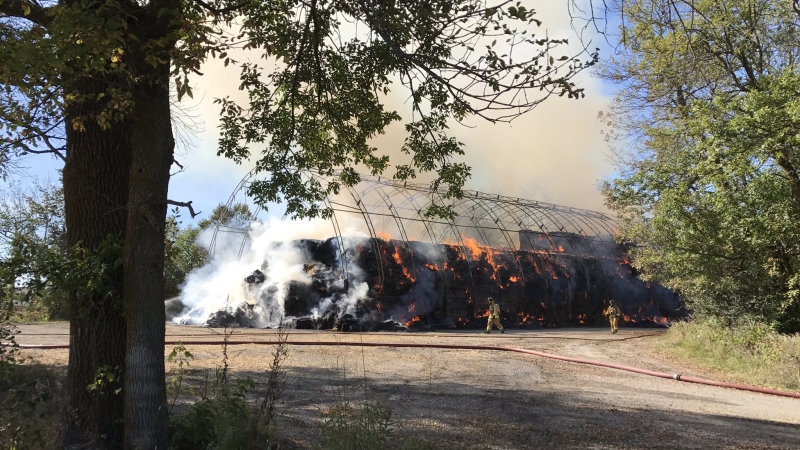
[0,180,70,320]
[1,0,599,215]
[599,0,800,332]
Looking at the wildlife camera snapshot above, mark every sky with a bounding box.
[3,2,620,225]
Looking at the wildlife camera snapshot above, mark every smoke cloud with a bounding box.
[173,215,378,327]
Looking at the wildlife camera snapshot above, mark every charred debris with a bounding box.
[203,233,684,331]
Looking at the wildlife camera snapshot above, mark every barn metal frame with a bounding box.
[208,169,619,285]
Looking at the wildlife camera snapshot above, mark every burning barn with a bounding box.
[172,170,684,330]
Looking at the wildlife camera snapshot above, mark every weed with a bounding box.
[0,314,60,449]
[0,314,19,383]
[167,342,194,413]
[658,318,800,391]
[169,323,289,450]
[251,325,289,439]
[315,400,394,450]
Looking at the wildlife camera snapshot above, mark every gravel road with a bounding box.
[15,323,800,449]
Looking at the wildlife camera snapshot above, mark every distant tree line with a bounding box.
[1,181,254,318]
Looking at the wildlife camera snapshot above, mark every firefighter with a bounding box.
[604,300,622,334]
[485,297,504,334]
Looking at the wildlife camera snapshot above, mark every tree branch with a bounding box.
[191,0,250,15]
[21,147,66,160]
[167,200,201,218]
[0,0,52,27]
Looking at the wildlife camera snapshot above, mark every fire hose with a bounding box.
[11,339,800,399]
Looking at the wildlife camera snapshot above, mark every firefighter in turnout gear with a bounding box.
[604,300,622,334]
[485,297,504,334]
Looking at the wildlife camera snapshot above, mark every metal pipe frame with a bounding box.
[209,171,620,287]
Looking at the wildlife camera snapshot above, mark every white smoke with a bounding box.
[173,214,372,327]
[311,279,370,319]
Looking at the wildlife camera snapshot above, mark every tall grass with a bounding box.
[658,318,800,392]
[169,324,289,450]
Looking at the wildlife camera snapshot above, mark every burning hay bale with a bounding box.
[177,234,684,331]
[203,302,259,328]
[244,269,266,284]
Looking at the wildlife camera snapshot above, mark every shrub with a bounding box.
[0,315,60,449]
[660,318,800,391]
[315,401,394,450]
[169,327,288,450]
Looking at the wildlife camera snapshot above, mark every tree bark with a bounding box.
[122,64,174,449]
[62,78,132,449]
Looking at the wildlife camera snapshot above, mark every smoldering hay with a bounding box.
[170,216,685,330]
[172,216,374,328]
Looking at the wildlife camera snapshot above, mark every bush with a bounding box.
[10,294,69,323]
[170,378,261,450]
[659,318,800,391]
[0,318,61,449]
[169,328,288,450]
[315,401,394,450]
[315,399,435,450]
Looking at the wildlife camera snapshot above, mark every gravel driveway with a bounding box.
[16,323,800,449]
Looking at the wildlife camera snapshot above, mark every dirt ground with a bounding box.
[16,323,800,449]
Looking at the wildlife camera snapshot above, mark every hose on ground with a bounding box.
[12,340,800,399]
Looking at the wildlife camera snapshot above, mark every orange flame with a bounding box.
[622,314,636,323]
[461,235,482,259]
[391,246,403,265]
[391,245,416,281]
[404,316,422,327]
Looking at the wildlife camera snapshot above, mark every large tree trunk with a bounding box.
[62,79,132,449]
[122,64,174,449]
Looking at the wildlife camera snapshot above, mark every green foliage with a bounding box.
[87,364,123,398]
[0,181,69,320]
[0,181,65,255]
[658,318,800,392]
[314,351,433,450]
[170,378,262,450]
[0,184,207,305]
[1,233,123,320]
[164,203,257,298]
[197,203,255,232]
[2,0,598,219]
[208,0,596,220]
[315,401,395,450]
[0,312,19,383]
[170,328,289,450]
[167,342,195,412]
[164,214,208,299]
[0,316,59,449]
[314,400,434,450]
[0,363,61,450]
[599,0,800,332]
